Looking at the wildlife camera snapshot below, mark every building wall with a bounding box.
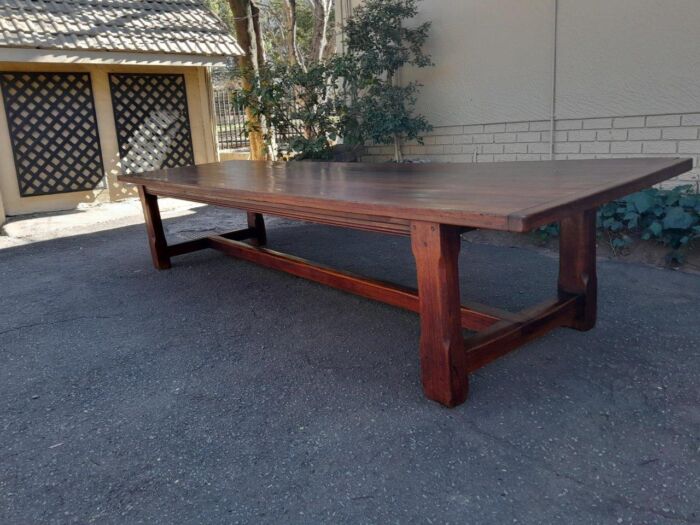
[0,186,5,226]
[0,62,218,218]
[337,0,700,187]
[363,114,700,188]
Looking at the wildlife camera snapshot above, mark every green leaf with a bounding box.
[649,221,663,237]
[626,192,654,214]
[663,207,694,230]
[623,211,639,229]
[679,195,697,208]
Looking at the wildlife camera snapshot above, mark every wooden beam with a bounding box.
[167,237,210,257]
[411,222,469,407]
[166,227,258,257]
[147,187,414,236]
[464,295,579,372]
[206,235,508,331]
[137,186,171,270]
[558,210,597,331]
[246,212,266,246]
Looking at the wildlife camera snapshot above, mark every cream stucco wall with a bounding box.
[555,0,700,119]
[402,0,553,126]
[337,0,700,126]
[0,61,218,219]
[338,0,700,187]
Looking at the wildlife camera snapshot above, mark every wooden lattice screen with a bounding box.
[0,72,105,196]
[109,73,195,174]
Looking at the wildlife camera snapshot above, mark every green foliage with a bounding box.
[342,0,432,77]
[234,61,344,160]
[338,0,433,149]
[532,223,560,243]
[534,185,700,265]
[204,0,321,66]
[259,0,321,66]
[234,0,434,160]
[600,185,700,264]
[204,0,236,34]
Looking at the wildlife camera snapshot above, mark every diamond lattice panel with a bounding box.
[109,73,195,174]
[0,72,105,196]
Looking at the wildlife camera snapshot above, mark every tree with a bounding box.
[339,0,432,162]
[236,61,344,160]
[308,0,334,63]
[208,0,333,68]
[234,0,434,162]
[282,0,303,66]
[228,0,268,159]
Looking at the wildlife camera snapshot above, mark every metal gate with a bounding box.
[213,88,249,150]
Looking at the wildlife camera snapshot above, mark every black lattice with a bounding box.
[109,73,195,174]
[0,72,105,196]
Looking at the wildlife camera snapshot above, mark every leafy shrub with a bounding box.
[337,0,433,158]
[234,0,433,160]
[534,185,700,265]
[599,185,699,263]
[234,61,345,160]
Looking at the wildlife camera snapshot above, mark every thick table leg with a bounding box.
[558,209,597,331]
[137,186,171,270]
[247,212,267,246]
[411,222,469,407]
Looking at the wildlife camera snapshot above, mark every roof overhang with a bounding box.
[0,47,233,67]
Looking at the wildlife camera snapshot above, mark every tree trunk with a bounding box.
[229,0,267,160]
[393,134,403,163]
[309,0,333,63]
[390,72,403,162]
[251,1,266,69]
[283,0,304,67]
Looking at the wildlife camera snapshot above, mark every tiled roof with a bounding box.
[0,0,242,57]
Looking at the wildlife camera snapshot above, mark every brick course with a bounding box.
[362,112,700,189]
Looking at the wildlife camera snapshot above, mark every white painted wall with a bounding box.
[404,0,553,126]
[556,0,700,119]
[337,0,700,126]
[338,0,700,185]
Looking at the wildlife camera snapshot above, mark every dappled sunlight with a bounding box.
[0,198,206,249]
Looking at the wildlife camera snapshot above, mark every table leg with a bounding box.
[247,212,267,246]
[558,209,597,331]
[411,222,469,407]
[137,186,171,270]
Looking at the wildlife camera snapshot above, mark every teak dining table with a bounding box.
[120,157,692,407]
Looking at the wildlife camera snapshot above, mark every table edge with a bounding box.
[508,157,693,231]
[119,157,694,233]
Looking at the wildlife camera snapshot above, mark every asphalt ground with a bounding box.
[1,206,698,524]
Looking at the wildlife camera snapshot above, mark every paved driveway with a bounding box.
[1,207,698,524]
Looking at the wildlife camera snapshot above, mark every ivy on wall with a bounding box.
[536,185,700,265]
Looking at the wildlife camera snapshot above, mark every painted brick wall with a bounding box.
[363,113,700,190]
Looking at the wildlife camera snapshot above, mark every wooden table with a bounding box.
[120,157,692,407]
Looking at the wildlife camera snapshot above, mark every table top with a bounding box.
[119,157,692,231]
